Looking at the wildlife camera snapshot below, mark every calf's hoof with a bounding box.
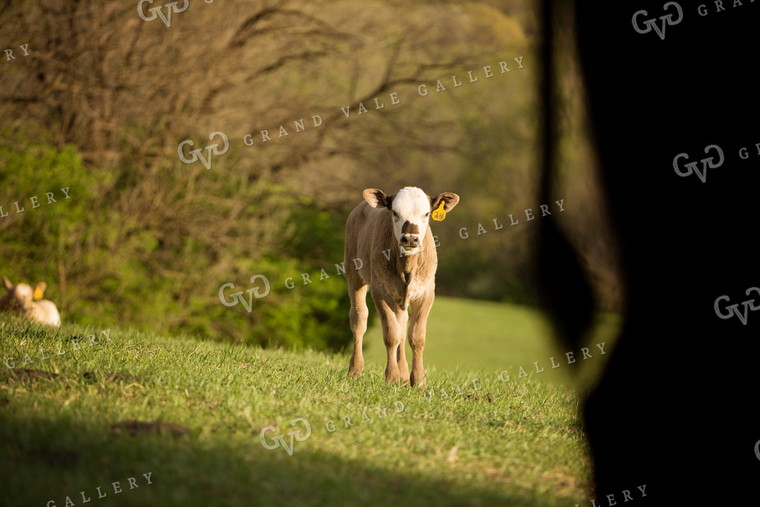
[384,366,403,383]
[348,359,364,378]
[410,371,426,388]
[398,362,410,383]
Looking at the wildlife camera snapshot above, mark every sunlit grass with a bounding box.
[0,306,600,506]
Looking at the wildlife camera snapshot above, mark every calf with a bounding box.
[0,277,61,327]
[344,186,459,387]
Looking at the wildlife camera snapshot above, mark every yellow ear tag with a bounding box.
[432,201,446,221]
[34,287,44,300]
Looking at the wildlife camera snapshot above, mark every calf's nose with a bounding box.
[401,234,420,246]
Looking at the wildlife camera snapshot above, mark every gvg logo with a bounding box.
[177,131,229,170]
[218,275,271,312]
[137,0,188,27]
[137,0,214,27]
[260,417,311,456]
[632,2,684,40]
[714,287,760,326]
[673,144,724,183]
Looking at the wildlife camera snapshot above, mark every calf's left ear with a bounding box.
[431,192,460,212]
[2,277,12,292]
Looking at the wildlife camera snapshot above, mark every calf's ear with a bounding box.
[33,282,47,300]
[2,277,12,291]
[363,188,392,209]
[431,192,460,212]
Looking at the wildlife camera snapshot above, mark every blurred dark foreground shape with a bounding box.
[538,0,760,503]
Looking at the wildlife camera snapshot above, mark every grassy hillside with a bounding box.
[0,298,616,506]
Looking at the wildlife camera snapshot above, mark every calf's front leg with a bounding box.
[408,295,433,387]
[396,308,410,383]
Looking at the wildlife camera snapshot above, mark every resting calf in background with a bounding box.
[0,276,61,327]
[344,186,459,387]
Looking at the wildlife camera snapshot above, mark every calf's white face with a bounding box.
[391,187,430,255]
[362,186,460,256]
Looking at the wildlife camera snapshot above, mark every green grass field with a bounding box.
[0,297,619,506]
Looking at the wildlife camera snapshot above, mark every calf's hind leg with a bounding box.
[348,283,369,378]
[372,288,405,383]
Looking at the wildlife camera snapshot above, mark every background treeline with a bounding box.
[0,0,619,350]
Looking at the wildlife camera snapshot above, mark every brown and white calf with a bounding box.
[344,186,459,387]
[0,277,62,327]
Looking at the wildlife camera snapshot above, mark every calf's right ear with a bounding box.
[363,188,392,209]
[2,277,12,291]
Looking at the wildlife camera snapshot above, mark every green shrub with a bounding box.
[0,144,357,352]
